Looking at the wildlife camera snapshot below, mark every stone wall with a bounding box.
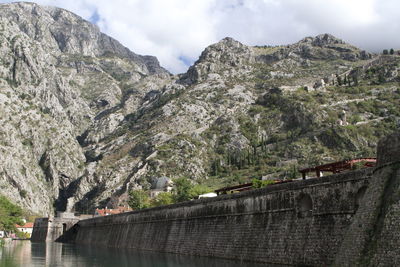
[63,132,400,265]
[31,213,80,242]
[31,217,49,242]
[73,169,371,266]
[377,132,400,165]
[334,132,400,266]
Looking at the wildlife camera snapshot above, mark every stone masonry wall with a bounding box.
[334,132,400,266]
[31,217,49,242]
[74,169,371,266]
[370,165,400,266]
[31,213,79,242]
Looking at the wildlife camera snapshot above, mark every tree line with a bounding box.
[127,177,212,210]
[0,195,24,239]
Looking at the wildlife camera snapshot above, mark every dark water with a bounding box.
[0,241,273,267]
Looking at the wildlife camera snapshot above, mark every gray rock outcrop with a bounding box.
[0,2,398,216]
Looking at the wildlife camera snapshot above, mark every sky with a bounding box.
[1,0,399,74]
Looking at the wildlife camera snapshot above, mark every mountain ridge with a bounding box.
[0,2,398,215]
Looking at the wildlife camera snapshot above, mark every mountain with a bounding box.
[0,2,399,215]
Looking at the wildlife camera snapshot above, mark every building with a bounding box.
[198,193,217,199]
[15,222,34,237]
[94,206,132,217]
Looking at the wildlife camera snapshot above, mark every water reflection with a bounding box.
[1,241,275,267]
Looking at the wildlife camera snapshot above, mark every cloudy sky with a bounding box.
[1,0,399,73]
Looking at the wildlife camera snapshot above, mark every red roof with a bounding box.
[95,206,132,216]
[300,158,377,174]
[15,222,34,228]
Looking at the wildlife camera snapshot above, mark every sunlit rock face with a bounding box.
[1,2,398,215]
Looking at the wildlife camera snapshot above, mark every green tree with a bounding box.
[252,179,275,189]
[172,177,193,202]
[127,189,149,210]
[287,164,299,180]
[0,195,24,235]
[390,48,394,55]
[150,192,174,207]
[378,72,385,84]
[353,75,359,86]
[336,75,342,86]
[383,49,389,55]
[347,76,351,86]
[210,159,221,176]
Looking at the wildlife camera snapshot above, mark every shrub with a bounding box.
[127,189,150,210]
[0,195,24,234]
[19,190,27,198]
[150,192,174,207]
[189,184,212,198]
[252,179,275,189]
[172,177,193,202]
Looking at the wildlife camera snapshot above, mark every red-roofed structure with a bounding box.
[94,206,132,217]
[214,180,294,195]
[299,158,376,179]
[15,222,34,237]
[15,222,34,228]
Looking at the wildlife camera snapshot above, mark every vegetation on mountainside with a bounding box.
[128,177,213,209]
[199,55,400,188]
[150,192,174,207]
[252,179,275,189]
[0,195,24,236]
[127,190,150,210]
[1,7,399,215]
[97,50,400,212]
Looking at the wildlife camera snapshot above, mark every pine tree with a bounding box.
[353,75,359,86]
[378,72,385,84]
[337,75,342,86]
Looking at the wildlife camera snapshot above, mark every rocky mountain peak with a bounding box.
[183,37,253,83]
[256,33,371,64]
[0,2,167,75]
[299,33,345,47]
[0,2,171,214]
[197,37,251,62]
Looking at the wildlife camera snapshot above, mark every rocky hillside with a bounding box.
[0,2,399,215]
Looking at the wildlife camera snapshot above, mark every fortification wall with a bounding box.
[31,217,49,242]
[334,132,400,266]
[31,213,79,242]
[74,169,371,266]
[61,132,400,265]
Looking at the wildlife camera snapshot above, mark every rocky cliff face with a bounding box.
[0,2,398,215]
[0,2,168,214]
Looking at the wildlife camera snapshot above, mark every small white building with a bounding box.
[0,230,4,238]
[15,222,34,237]
[198,193,217,199]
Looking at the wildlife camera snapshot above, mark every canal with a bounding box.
[0,241,275,266]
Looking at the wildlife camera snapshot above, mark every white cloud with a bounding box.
[90,0,218,73]
[1,0,400,73]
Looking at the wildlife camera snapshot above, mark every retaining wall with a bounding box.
[74,169,371,266]
[31,213,79,242]
[334,132,400,266]
[64,132,400,265]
